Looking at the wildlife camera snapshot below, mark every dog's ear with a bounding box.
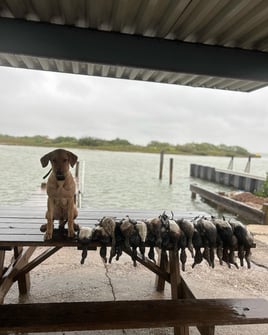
[40,153,51,168]
[67,151,78,167]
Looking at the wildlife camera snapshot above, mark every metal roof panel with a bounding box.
[1,0,268,91]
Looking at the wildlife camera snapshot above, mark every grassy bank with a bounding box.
[0,134,256,157]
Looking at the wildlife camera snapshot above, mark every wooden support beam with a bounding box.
[169,249,189,335]
[0,247,36,303]
[181,276,215,335]
[0,298,267,333]
[0,251,5,278]
[2,18,268,82]
[123,248,170,283]
[14,247,62,281]
[14,247,31,296]
[156,249,168,291]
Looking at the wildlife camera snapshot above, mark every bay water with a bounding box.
[1,145,267,216]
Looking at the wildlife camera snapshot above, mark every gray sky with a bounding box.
[0,66,267,153]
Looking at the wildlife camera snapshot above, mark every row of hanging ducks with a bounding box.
[78,212,254,270]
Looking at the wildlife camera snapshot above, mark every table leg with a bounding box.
[169,249,189,335]
[0,247,36,303]
[155,249,168,291]
[14,247,31,295]
[0,250,5,278]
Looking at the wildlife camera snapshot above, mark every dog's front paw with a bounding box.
[74,223,80,231]
[68,229,75,238]
[44,232,53,240]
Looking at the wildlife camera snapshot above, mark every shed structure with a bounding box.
[1,0,268,92]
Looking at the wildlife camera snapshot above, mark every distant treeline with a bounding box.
[0,134,254,157]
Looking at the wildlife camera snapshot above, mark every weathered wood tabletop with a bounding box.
[0,205,267,335]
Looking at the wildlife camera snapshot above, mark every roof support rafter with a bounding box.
[1,18,268,83]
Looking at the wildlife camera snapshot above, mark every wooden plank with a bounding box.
[0,247,36,303]
[0,207,207,246]
[123,248,170,283]
[0,228,45,234]
[0,219,97,226]
[169,249,189,335]
[156,249,168,291]
[0,299,267,333]
[180,277,215,335]
[0,250,5,277]
[0,236,99,248]
[14,247,31,295]
[14,247,62,280]
[0,207,207,219]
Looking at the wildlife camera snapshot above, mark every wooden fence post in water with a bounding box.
[227,156,234,170]
[159,151,164,180]
[244,156,251,173]
[169,158,173,185]
[74,161,81,208]
[75,161,80,178]
[263,203,268,225]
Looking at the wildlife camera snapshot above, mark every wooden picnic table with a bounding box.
[0,205,268,335]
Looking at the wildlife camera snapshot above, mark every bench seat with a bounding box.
[1,298,268,333]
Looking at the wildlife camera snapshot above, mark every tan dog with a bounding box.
[40,149,78,240]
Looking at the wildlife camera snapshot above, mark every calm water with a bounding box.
[1,145,268,215]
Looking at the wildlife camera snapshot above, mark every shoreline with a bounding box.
[0,141,255,157]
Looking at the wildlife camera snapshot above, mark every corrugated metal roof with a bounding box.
[1,0,268,92]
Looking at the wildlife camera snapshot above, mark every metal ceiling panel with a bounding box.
[1,0,268,91]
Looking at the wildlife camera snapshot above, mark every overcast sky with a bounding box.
[0,66,267,153]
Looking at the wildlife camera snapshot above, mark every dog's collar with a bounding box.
[43,168,52,179]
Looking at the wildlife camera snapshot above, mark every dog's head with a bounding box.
[40,149,78,181]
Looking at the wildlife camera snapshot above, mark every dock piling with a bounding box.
[75,161,80,178]
[244,156,251,173]
[159,151,164,180]
[227,156,234,170]
[169,158,173,185]
[262,203,268,225]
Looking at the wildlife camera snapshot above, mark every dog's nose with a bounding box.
[56,171,65,181]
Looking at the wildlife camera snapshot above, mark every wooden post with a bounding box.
[74,161,80,207]
[0,246,36,303]
[262,203,268,225]
[191,191,196,199]
[244,156,251,173]
[155,250,168,291]
[169,249,215,335]
[159,151,164,180]
[0,251,5,278]
[75,161,80,178]
[227,156,234,170]
[169,158,173,185]
[14,247,31,296]
[169,249,189,335]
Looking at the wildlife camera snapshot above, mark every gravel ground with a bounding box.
[4,225,268,335]
[225,191,268,210]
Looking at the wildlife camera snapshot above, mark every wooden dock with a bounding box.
[190,164,265,192]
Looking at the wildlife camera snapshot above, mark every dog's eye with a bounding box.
[63,159,68,163]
